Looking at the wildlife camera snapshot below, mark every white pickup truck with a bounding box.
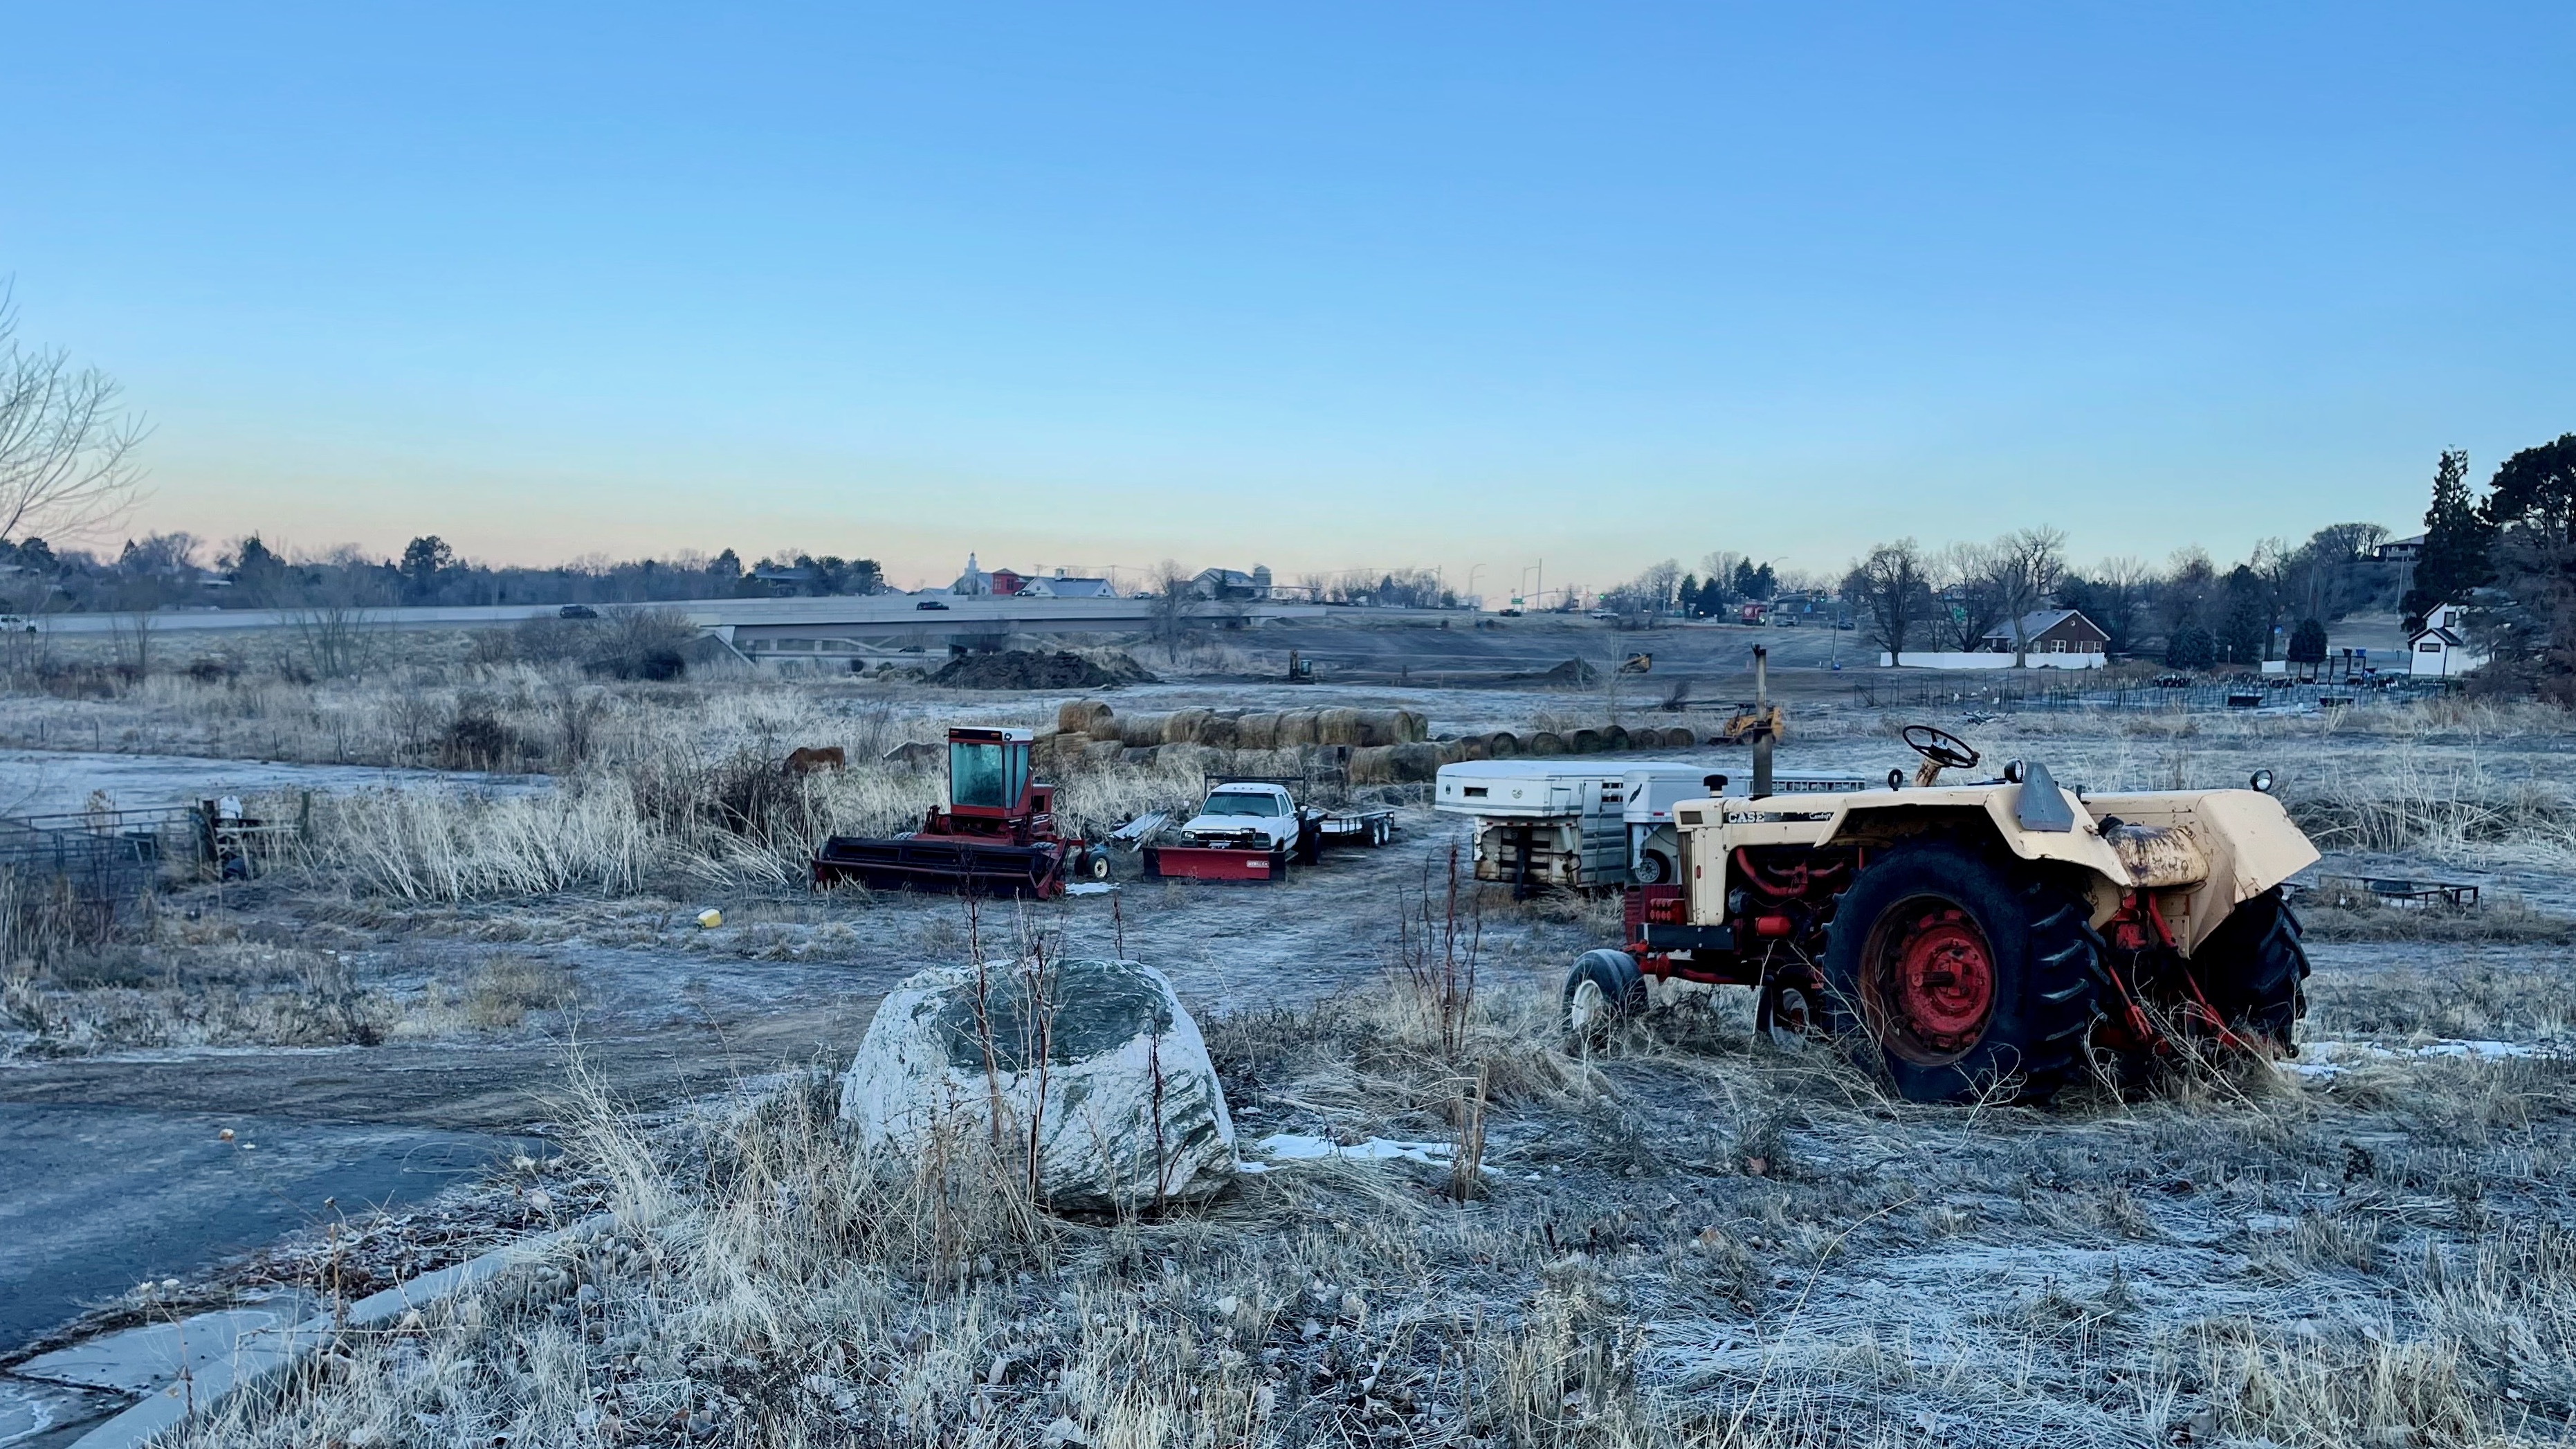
[1142,777,1396,883]
[1173,783,1304,852]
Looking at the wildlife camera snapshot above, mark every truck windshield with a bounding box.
[1203,792,1284,817]
[950,742,1007,808]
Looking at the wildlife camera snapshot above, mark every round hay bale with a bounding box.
[1275,711,1321,747]
[1164,709,1214,745]
[1389,742,1444,781]
[1346,745,1397,783]
[1057,700,1115,736]
[1601,724,1630,751]
[1486,731,1522,757]
[1084,739,1127,768]
[1450,736,1488,762]
[1236,712,1280,749]
[1391,709,1429,743]
[1316,707,1364,746]
[1663,727,1698,748]
[1568,728,1602,754]
[1119,716,1167,748]
[1528,731,1566,756]
[1197,716,1239,749]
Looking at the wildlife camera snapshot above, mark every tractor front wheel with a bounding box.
[1562,949,1647,1043]
[1823,840,2101,1104]
[2193,888,2309,1052]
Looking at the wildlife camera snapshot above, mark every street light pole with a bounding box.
[1467,563,1486,610]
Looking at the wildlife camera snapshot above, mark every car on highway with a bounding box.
[558,604,599,620]
[0,614,35,632]
[915,599,951,610]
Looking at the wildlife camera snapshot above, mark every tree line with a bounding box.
[0,532,890,614]
[1840,522,2401,669]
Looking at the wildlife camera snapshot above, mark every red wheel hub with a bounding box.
[1866,901,1996,1064]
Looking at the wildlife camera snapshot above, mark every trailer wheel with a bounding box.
[1084,850,1111,882]
[1822,840,2100,1104]
[2193,888,2309,1052]
[1634,850,1674,886]
[1563,949,1647,1041]
[1369,818,1390,847]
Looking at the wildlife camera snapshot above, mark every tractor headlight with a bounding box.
[1885,767,1905,791]
[2250,768,2275,794]
[2002,759,2027,784]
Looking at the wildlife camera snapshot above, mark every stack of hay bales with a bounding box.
[1023,700,1441,776]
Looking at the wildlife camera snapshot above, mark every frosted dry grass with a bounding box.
[0,659,992,774]
[289,745,1228,902]
[134,937,2576,1449]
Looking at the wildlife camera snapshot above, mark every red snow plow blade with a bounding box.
[1142,844,1290,883]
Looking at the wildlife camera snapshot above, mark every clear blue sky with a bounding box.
[2,2,2568,596]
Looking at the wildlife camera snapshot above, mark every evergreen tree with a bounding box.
[2288,618,2328,665]
[2401,448,2494,625]
[2165,625,2216,671]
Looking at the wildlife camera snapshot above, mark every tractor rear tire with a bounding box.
[1562,949,1647,1043]
[1822,839,2101,1104]
[2193,888,2309,1052]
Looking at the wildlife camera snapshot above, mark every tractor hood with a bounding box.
[1674,780,2318,954]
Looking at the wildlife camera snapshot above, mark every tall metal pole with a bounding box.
[1751,645,1773,799]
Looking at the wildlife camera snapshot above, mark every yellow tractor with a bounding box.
[1563,724,2320,1102]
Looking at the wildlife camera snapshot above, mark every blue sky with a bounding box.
[1,2,2568,595]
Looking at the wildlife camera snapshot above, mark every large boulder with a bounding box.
[838,958,1236,1212]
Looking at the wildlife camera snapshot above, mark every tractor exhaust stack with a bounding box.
[1751,646,1773,799]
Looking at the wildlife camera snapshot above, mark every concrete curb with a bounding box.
[70,1213,614,1449]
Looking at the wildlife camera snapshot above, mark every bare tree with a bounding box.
[1928,541,2005,650]
[0,284,149,543]
[286,546,391,680]
[1698,551,1745,591]
[1986,527,2067,666]
[1845,540,1929,666]
[1149,560,1196,661]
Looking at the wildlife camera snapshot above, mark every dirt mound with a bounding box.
[1503,658,1600,686]
[930,650,1158,690]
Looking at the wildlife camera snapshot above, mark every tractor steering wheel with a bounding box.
[1901,724,1981,772]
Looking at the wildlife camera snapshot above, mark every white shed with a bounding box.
[2408,612,2485,677]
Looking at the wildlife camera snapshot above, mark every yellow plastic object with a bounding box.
[697,909,723,929]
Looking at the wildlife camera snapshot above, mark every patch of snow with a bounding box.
[1250,1133,1488,1174]
[1063,883,1117,896]
[2283,1038,2557,1080]
[13,1297,319,1394]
